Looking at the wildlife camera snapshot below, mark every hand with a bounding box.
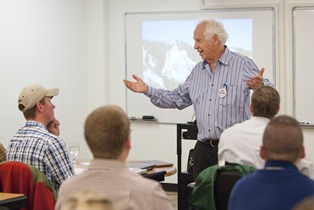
[47,119,60,136]
[123,74,148,94]
[247,68,265,90]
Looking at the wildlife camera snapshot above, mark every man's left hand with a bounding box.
[247,68,265,90]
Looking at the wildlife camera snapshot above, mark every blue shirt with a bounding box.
[146,47,273,140]
[229,160,314,210]
[7,121,75,192]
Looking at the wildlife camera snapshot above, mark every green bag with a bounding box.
[189,163,256,210]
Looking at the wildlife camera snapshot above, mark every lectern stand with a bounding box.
[177,123,198,210]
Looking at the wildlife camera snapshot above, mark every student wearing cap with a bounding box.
[7,84,75,192]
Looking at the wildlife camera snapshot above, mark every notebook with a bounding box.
[126,162,156,171]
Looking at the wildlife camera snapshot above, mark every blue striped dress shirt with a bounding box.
[146,47,273,141]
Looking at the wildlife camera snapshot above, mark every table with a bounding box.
[74,159,176,181]
[0,192,27,209]
[126,160,176,177]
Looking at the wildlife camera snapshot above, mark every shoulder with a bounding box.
[232,172,256,189]
[128,172,165,192]
[190,61,207,74]
[227,48,253,63]
[220,121,245,139]
[48,136,67,148]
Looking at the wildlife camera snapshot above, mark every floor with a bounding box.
[166,191,178,210]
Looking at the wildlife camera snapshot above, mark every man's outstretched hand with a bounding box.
[123,74,148,94]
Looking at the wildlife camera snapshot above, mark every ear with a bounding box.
[276,105,280,114]
[260,145,265,159]
[250,104,253,114]
[36,101,44,113]
[300,146,305,159]
[212,34,220,45]
[125,136,131,150]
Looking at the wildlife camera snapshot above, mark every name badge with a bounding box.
[218,83,228,98]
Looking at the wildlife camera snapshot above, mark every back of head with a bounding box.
[251,86,280,119]
[199,18,229,44]
[262,115,303,162]
[60,189,117,210]
[84,105,130,159]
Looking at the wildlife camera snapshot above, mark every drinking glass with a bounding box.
[69,145,80,163]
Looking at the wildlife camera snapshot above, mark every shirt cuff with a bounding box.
[145,86,155,97]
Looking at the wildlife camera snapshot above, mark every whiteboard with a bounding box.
[125,8,276,124]
[293,7,314,124]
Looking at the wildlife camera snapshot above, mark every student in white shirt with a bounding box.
[218,86,314,178]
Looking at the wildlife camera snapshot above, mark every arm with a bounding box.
[124,73,193,110]
[46,138,75,190]
[150,184,173,210]
[0,143,7,163]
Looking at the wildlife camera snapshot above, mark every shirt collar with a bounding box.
[25,120,47,130]
[264,160,299,172]
[218,45,230,66]
[89,159,126,170]
[201,45,229,69]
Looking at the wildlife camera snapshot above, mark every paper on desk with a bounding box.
[129,168,147,175]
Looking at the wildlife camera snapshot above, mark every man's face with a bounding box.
[42,97,56,122]
[193,23,214,62]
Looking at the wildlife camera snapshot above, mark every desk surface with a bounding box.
[74,159,176,177]
[0,193,25,201]
[0,192,27,209]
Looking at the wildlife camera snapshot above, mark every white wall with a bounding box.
[0,0,110,161]
[1,0,314,185]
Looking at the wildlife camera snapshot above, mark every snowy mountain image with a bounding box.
[143,39,200,90]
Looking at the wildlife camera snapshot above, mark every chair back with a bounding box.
[214,169,243,210]
[189,163,255,210]
[0,161,55,210]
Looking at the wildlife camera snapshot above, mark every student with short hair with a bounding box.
[56,105,173,210]
[229,115,314,210]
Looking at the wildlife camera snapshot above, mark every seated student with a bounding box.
[218,86,314,178]
[60,189,117,210]
[228,115,314,210]
[0,143,7,163]
[55,105,173,210]
[7,84,75,192]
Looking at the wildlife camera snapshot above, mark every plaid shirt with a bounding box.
[7,121,75,192]
[0,143,6,163]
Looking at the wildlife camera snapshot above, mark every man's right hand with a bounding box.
[123,74,148,94]
[47,119,60,136]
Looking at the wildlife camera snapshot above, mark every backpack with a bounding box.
[189,163,256,210]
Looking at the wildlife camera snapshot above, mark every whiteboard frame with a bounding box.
[292,5,314,126]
